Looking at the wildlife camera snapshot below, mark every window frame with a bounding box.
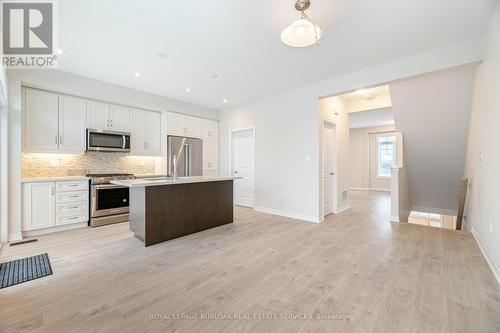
[377,135,397,178]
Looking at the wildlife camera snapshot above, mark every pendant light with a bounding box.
[280,0,322,48]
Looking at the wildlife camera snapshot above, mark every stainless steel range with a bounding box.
[87,173,135,227]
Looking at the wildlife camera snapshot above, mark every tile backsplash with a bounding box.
[22,152,158,178]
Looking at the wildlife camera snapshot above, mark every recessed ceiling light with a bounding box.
[56,49,63,55]
[157,52,167,58]
[185,69,192,73]
[186,88,191,92]
[222,99,227,103]
[134,72,140,78]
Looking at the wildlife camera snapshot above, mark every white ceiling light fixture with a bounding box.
[281,0,322,48]
[222,99,227,103]
[134,72,140,78]
[186,88,191,92]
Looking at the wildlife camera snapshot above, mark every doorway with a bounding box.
[230,128,255,208]
[322,120,337,216]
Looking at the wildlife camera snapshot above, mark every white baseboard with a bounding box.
[8,232,23,242]
[336,205,350,214]
[391,215,400,222]
[23,222,88,238]
[253,207,321,223]
[349,187,369,191]
[471,227,500,285]
[369,187,391,192]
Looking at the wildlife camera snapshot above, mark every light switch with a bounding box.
[304,156,312,163]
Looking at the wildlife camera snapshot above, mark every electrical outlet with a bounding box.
[50,159,60,167]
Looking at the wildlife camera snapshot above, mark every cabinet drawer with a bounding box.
[57,213,88,226]
[203,170,219,177]
[56,202,88,217]
[56,190,88,203]
[56,180,88,192]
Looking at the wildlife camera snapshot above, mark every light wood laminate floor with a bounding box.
[1,191,499,332]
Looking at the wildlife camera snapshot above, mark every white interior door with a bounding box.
[231,129,255,207]
[322,121,337,216]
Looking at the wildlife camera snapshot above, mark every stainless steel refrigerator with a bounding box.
[167,136,203,177]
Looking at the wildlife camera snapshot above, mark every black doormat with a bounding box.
[0,253,52,289]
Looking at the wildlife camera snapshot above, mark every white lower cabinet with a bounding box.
[203,170,219,177]
[22,180,89,232]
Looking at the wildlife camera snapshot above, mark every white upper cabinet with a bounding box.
[131,109,161,156]
[185,115,201,138]
[131,109,147,155]
[25,88,86,154]
[87,101,131,132]
[203,141,219,170]
[146,111,161,155]
[58,95,86,153]
[109,104,131,132]
[25,89,60,153]
[86,100,110,129]
[201,119,219,142]
[166,112,201,138]
[166,112,186,137]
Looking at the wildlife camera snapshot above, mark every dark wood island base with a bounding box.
[129,180,234,246]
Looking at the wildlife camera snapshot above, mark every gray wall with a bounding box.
[390,65,476,214]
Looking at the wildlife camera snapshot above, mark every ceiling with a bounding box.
[56,0,494,109]
[341,85,391,102]
[349,107,394,129]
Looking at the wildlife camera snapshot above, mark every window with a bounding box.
[377,135,396,177]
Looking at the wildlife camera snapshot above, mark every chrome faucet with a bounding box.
[172,155,177,180]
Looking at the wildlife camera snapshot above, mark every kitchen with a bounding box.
[19,84,232,243]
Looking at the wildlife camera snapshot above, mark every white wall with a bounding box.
[219,40,483,222]
[6,69,218,241]
[390,65,476,215]
[0,64,8,244]
[463,2,500,282]
[349,125,395,191]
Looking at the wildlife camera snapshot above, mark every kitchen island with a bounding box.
[111,176,238,246]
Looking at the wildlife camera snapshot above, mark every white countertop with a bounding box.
[111,176,240,187]
[21,176,90,183]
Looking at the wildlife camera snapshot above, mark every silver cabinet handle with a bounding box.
[234,170,238,174]
[68,216,79,220]
[51,187,55,195]
[330,172,335,175]
[110,119,113,127]
[55,136,58,145]
[59,136,63,145]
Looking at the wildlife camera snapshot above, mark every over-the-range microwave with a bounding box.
[86,128,131,153]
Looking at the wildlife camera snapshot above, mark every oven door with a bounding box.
[91,184,129,218]
[87,129,131,152]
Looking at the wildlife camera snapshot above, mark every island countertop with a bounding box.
[111,176,240,187]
